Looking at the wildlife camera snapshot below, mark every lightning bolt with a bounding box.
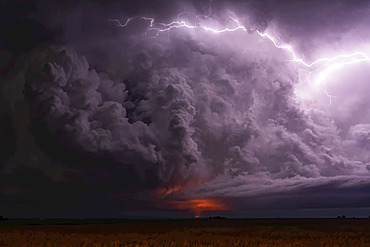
[109,12,370,104]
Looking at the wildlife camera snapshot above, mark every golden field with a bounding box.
[1,218,370,246]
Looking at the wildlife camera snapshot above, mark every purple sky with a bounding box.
[0,0,370,218]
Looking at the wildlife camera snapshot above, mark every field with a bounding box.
[1,218,370,246]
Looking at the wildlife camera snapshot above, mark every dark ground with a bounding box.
[1,218,370,246]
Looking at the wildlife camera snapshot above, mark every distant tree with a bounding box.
[337,216,341,218]
[341,215,346,219]
[0,216,7,221]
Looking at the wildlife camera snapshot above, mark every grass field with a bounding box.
[1,218,370,246]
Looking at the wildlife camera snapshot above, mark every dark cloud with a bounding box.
[1,0,370,218]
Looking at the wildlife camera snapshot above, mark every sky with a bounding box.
[0,0,370,218]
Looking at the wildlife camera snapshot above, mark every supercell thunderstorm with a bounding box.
[3,1,370,217]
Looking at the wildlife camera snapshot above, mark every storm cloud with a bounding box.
[1,0,370,218]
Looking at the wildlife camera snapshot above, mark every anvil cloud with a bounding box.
[0,0,370,218]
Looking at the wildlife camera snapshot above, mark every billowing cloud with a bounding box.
[1,0,370,217]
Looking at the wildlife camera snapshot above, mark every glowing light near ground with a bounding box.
[169,198,230,217]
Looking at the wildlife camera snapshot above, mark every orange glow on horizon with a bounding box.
[169,198,230,217]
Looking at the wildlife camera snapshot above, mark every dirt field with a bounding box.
[1,218,370,246]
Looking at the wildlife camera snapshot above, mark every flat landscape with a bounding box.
[1,218,370,246]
